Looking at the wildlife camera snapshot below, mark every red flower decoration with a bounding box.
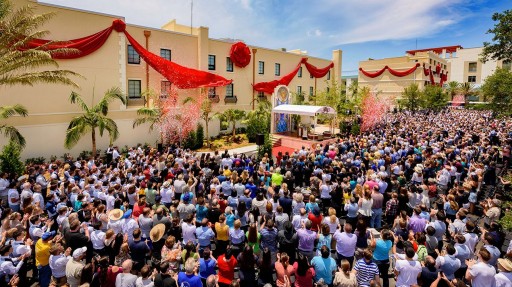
[112,19,126,32]
[229,42,251,68]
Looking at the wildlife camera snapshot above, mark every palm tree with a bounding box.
[218,109,246,137]
[0,105,28,147]
[446,81,460,101]
[65,87,127,157]
[460,82,475,106]
[133,107,162,133]
[401,83,422,112]
[0,0,79,89]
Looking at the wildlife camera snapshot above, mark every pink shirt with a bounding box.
[292,262,315,287]
[275,261,294,287]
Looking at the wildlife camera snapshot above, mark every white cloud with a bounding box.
[40,0,466,57]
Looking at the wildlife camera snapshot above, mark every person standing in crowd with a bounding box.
[353,249,380,287]
[65,247,87,287]
[466,248,496,287]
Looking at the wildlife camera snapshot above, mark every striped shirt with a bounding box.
[354,259,379,287]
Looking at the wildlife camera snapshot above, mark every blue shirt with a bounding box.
[199,258,216,279]
[260,227,278,252]
[178,272,202,287]
[311,256,336,284]
[373,239,392,261]
[196,226,215,247]
[196,205,208,223]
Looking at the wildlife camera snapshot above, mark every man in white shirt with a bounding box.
[32,184,45,210]
[49,244,72,285]
[121,210,139,244]
[291,208,308,231]
[466,248,496,287]
[90,222,106,255]
[66,247,86,287]
[20,182,33,204]
[495,258,512,287]
[395,247,422,287]
[8,186,20,212]
[115,259,138,287]
[0,172,9,206]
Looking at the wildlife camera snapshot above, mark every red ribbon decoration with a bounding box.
[359,66,388,78]
[229,42,251,68]
[22,19,232,89]
[359,64,420,78]
[435,64,441,74]
[304,61,334,78]
[253,58,308,94]
[423,64,430,77]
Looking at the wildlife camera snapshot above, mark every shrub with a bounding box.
[350,123,360,135]
[184,131,197,150]
[195,124,204,149]
[25,157,46,165]
[258,134,272,160]
[0,142,25,178]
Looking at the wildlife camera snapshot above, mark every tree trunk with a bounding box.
[232,121,236,137]
[91,129,97,158]
[205,119,210,147]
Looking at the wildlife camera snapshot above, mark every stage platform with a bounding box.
[272,133,337,156]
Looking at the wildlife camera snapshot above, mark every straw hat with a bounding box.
[498,258,512,272]
[150,223,166,242]
[109,209,124,221]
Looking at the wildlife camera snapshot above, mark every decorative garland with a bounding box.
[358,63,420,78]
[253,58,334,94]
[229,42,251,68]
[21,19,232,89]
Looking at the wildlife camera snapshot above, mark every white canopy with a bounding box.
[272,104,336,116]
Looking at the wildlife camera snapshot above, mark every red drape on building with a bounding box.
[22,26,115,59]
[359,66,388,78]
[435,64,441,74]
[386,63,420,77]
[423,64,430,77]
[429,70,435,85]
[304,61,334,78]
[229,42,251,68]
[23,19,232,89]
[253,58,307,94]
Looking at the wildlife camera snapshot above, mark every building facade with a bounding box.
[2,0,341,158]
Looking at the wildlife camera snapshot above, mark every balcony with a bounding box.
[224,95,238,104]
[209,94,220,103]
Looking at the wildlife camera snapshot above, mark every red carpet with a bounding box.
[273,145,295,157]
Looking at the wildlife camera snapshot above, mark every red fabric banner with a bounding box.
[423,64,430,77]
[229,42,251,68]
[253,58,307,94]
[359,66,388,78]
[435,64,441,74]
[22,26,115,59]
[386,63,420,77]
[122,29,232,89]
[429,70,435,85]
[304,61,334,78]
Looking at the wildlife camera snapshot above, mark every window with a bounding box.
[310,73,313,79]
[504,61,512,71]
[309,86,314,96]
[275,63,281,76]
[160,81,171,98]
[208,55,216,70]
[258,61,265,74]
[327,70,331,80]
[128,80,141,98]
[127,45,140,64]
[160,49,171,61]
[208,87,216,98]
[468,62,477,73]
[298,67,302,78]
[226,84,234,97]
[258,91,265,98]
[297,86,302,95]
[467,76,476,83]
[226,57,233,72]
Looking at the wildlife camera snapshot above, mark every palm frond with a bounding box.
[69,92,90,113]
[182,97,195,105]
[64,118,91,149]
[136,107,161,117]
[0,70,80,88]
[0,104,28,119]
[96,87,126,115]
[0,125,26,148]
[102,118,120,142]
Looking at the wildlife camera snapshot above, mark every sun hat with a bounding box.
[498,258,512,272]
[73,247,87,259]
[109,209,124,221]
[162,181,171,188]
[150,223,166,242]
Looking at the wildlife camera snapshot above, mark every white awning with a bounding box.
[272,105,336,116]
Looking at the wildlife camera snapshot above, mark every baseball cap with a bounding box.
[41,231,56,240]
[72,247,87,258]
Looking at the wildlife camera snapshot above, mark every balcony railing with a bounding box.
[224,95,238,104]
[209,94,220,103]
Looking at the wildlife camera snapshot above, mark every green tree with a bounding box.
[195,123,204,149]
[0,141,24,177]
[422,85,448,112]
[243,98,271,142]
[217,109,246,137]
[481,10,512,63]
[65,87,127,157]
[133,106,162,143]
[183,130,196,150]
[400,83,422,112]
[445,81,460,101]
[481,68,512,116]
[0,105,28,147]
[459,82,476,105]
[0,0,79,89]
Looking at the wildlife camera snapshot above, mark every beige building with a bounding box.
[2,0,341,158]
[358,47,451,102]
[446,46,512,86]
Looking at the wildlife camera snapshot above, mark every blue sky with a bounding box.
[42,0,509,75]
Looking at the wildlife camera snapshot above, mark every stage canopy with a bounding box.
[272,105,336,116]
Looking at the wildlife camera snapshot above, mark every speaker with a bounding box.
[256,134,265,146]
[157,143,163,153]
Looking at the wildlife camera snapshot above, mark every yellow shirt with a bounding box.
[215,223,229,241]
[35,239,51,266]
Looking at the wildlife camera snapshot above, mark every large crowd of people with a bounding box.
[0,109,511,287]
